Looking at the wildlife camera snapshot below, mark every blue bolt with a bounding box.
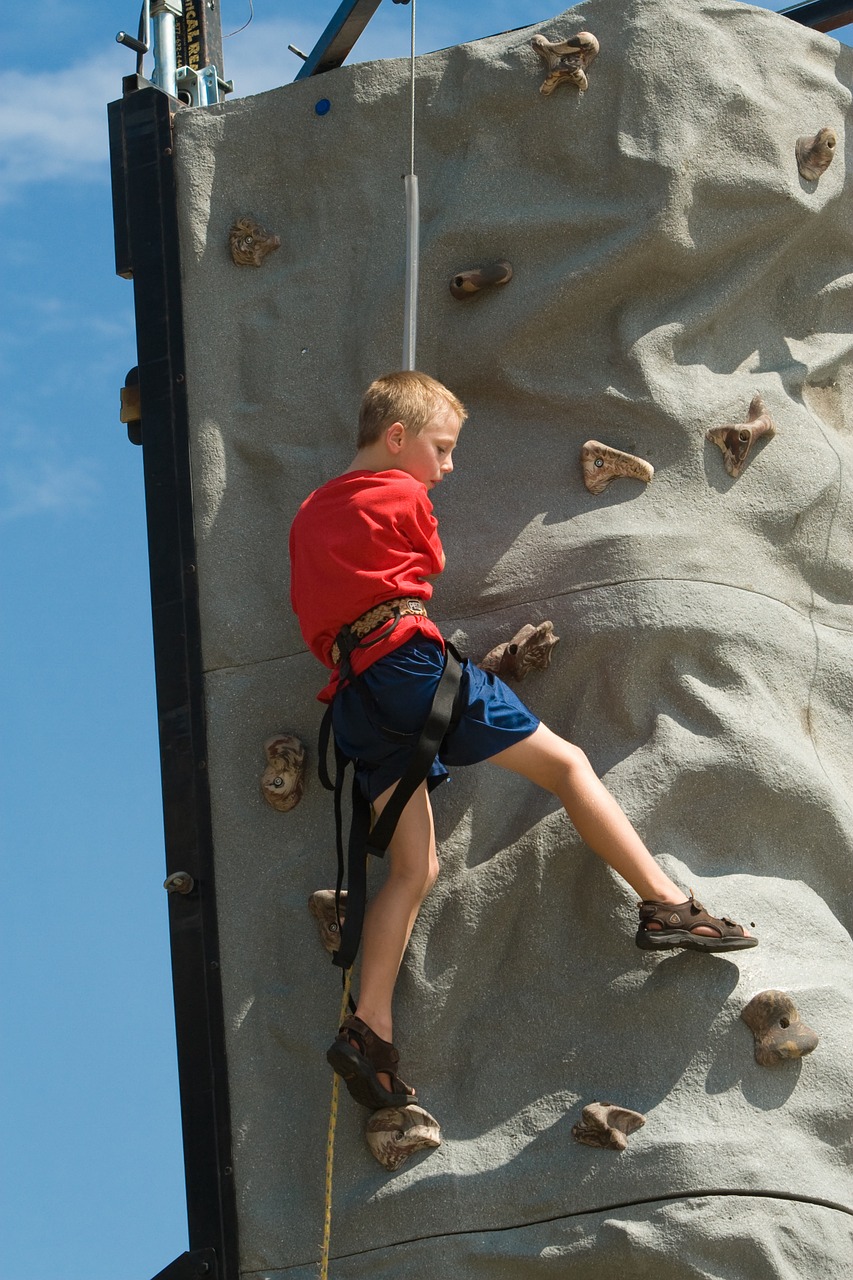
[315,98,331,116]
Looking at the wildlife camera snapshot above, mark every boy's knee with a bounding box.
[565,741,591,773]
[535,738,591,792]
[389,849,440,900]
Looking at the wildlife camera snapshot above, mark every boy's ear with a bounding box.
[386,421,406,451]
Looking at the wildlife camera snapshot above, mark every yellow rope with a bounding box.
[319,967,353,1280]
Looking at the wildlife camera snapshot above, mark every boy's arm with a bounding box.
[419,550,446,580]
[401,479,445,577]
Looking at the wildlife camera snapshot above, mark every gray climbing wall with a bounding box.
[171,1,853,1275]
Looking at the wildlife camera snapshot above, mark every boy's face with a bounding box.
[390,400,462,489]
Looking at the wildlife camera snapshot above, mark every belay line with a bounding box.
[402,0,418,370]
[319,966,353,1280]
[320,5,420,1272]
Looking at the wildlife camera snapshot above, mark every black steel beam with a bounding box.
[781,0,853,30]
[176,0,224,75]
[107,85,238,1280]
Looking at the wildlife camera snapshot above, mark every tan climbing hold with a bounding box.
[450,261,513,300]
[741,990,819,1066]
[795,127,837,182]
[365,1103,441,1171]
[308,889,346,954]
[580,440,654,495]
[572,1101,646,1151]
[706,394,776,479]
[261,734,306,811]
[229,215,281,267]
[531,32,599,95]
[479,621,559,681]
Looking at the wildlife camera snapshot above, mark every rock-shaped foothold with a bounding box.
[479,621,559,681]
[308,889,346,954]
[572,1101,645,1151]
[795,127,837,182]
[450,261,513,300]
[229,215,282,266]
[580,440,654,495]
[531,31,599,95]
[164,871,195,895]
[261,733,306,811]
[706,394,776,479]
[740,990,819,1067]
[366,1103,441,1171]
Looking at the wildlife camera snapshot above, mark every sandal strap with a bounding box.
[638,894,743,937]
[338,1014,401,1073]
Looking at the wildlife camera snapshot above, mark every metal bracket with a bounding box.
[150,1249,217,1280]
[175,64,231,107]
[116,0,231,101]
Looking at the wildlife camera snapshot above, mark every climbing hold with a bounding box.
[580,441,654,495]
[740,990,819,1066]
[795,127,837,182]
[164,871,195,895]
[531,31,599,95]
[365,1103,441,1171]
[449,261,513,300]
[228,216,281,267]
[572,1101,645,1151]
[308,889,346,954]
[706,394,776,479]
[479,621,559,681]
[315,98,331,116]
[261,734,306,811]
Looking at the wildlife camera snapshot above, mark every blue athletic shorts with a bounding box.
[331,636,540,801]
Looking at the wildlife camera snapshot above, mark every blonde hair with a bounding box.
[357,371,467,447]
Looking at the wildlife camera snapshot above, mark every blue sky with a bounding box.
[1,3,849,1278]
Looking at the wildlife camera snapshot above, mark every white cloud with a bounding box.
[0,455,101,523]
[0,52,121,197]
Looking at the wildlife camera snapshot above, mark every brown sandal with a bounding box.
[636,893,758,952]
[326,1015,418,1110]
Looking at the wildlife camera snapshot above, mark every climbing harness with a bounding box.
[318,604,463,972]
[329,597,428,665]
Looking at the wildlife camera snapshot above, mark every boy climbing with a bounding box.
[289,371,757,1113]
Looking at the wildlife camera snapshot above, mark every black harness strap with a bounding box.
[318,630,463,972]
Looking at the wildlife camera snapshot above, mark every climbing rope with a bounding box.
[402,0,419,370]
[320,16,418,1273]
[319,965,353,1280]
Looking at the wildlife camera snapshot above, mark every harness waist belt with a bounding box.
[330,597,429,666]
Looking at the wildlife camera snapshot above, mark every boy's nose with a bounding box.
[442,456,453,473]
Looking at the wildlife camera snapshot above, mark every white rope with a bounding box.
[402,0,419,371]
[409,0,416,176]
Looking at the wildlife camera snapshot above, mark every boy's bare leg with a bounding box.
[490,724,750,936]
[350,778,439,1090]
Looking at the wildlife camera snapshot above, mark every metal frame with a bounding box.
[294,0,385,78]
[781,0,853,31]
[108,79,238,1280]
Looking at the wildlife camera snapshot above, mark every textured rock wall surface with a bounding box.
[172,2,853,1275]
